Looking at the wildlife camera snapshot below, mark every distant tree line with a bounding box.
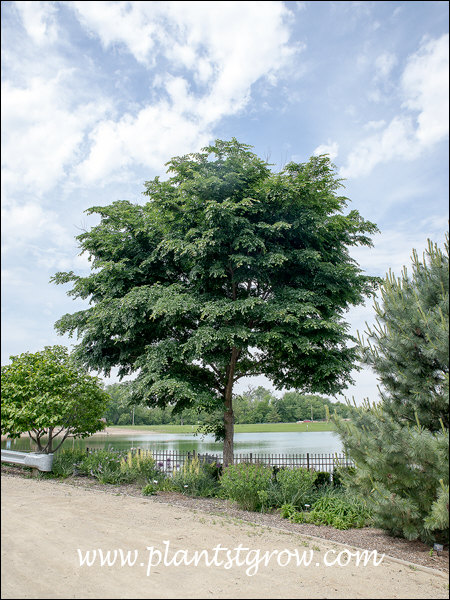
[104,383,356,426]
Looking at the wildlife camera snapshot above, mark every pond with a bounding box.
[2,431,343,456]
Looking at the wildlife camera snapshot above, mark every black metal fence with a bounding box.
[86,447,354,474]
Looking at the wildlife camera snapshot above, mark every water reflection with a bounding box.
[1,431,343,456]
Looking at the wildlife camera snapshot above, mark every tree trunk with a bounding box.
[47,427,54,454]
[223,392,234,468]
[29,431,44,452]
[223,347,238,468]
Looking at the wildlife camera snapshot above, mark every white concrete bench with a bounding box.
[1,449,54,472]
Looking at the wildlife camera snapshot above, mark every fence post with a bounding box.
[306,452,310,471]
[249,452,253,463]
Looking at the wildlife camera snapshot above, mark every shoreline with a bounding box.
[2,422,336,443]
[92,426,167,436]
[1,426,175,443]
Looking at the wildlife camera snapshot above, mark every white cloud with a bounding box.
[350,215,449,278]
[0,198,95,274]
[1,74,111,196]
[341,34,449,178]
[14,0,59,45]
[69,1,162,64]
[313,141,339,161]
[34,248,92,272]
[1,202,71,253]
[1,268,33,289]
[76,99,211,183]
[1,314,75,359]
[401,34,449,147]
[340,116,418,178]
[363,120,386,131]
[70,1,296,77]
[70,1,298,183]
[3,2,299,189]
[374,51,397,79]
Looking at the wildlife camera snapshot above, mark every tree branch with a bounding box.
[28,430,43,451]
[52,430,73,453]
[28,431,38,444]
[51,427,66,439]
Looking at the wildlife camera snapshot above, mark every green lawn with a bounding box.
[234,422,336,433]
[110,422,336,434]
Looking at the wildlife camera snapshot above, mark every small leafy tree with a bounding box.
[51,139,379,466]
[334,235,449,543]
[1,345,110,453]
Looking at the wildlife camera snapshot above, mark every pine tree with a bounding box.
[334,234,449,543]
[360,236,448,430]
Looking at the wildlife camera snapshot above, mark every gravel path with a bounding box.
[2,474,448,600]
[2,465,448,574]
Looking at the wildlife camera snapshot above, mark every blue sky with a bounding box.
[2,1,449,404]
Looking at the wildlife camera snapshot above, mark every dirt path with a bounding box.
[1,476,447,599]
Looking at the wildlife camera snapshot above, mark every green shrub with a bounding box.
[256,489,272,512]
[219,463,273,511]
[280,488,372,530]
[333,236,449,544]
[280,503,297,519]
[51,448,86,478]
[142,483,158,496]
[306,490,372,529]
[119,449,160,484]
[202,461,223,481]
[78,450,125,484]
[289,511,308,524]
[50,448,164,485]
[314,471,332,487]
[273,467,317,509]
[164,456,219,497]
[332,466,356,487]
[74,449,161,484]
